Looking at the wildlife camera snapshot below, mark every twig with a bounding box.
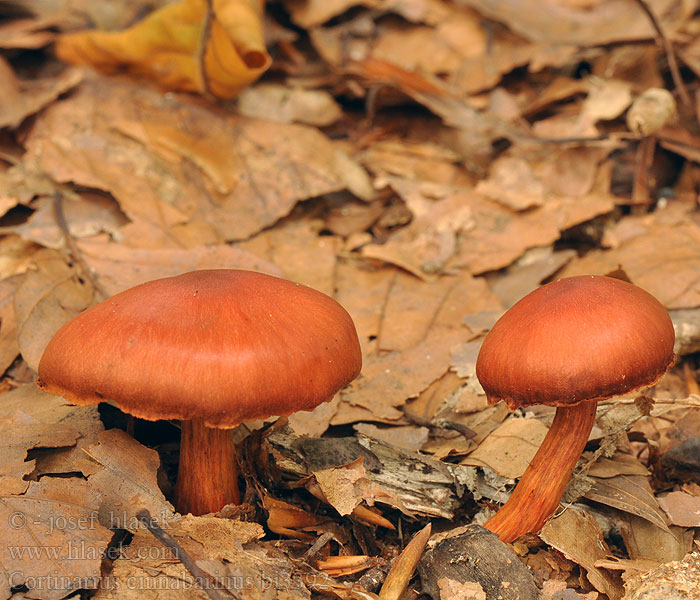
[634,0,692,112]
[196,0,216,100]
[53,191,109,300]
[136,509,233,600]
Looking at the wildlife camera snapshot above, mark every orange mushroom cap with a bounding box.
[476,275,676,410]
[38,269,362,427]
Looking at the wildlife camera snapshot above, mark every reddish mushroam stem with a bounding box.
[175,419,240,515]
[483,402,597,543]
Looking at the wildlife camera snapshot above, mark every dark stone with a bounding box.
[418,525,539,600]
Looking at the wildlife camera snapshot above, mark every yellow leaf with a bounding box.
[55,0,270,99]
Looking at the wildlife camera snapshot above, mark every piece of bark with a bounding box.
[671,308,700,356]
[263,428,481,519]
[418,526,539,600]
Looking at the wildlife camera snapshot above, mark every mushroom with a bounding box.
[37,269,362,515]
[475,275,675,542]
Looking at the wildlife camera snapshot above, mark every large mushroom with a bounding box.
[38,269,362,516]
[475,275,675,542]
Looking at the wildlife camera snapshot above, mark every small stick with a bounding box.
[196,0,216,100]
[53,191,109,300]
[136,509,232,600]
[634,0,692,112]
[379,523,431,600]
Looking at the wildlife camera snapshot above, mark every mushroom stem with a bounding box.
[175,419,240,515]
[483,401,597,543]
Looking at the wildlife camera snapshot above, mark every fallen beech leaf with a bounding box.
[0,478,113,600]
[93,515,302,600]
[475,157,545,210]
[354,423,430,451]
[585,475,670,532]
[619,512,688,562]
[540,507,624,600]
[25,76,355,241]
[581,78,632,123]
[561,220,700,309]
[0,276,20,374]
[55,0,270,99]
[0,411,79,495]
[312,458,370,516]
[657,491,700,527]
[0,194,127,250]
[437,579,486,600]
[14,249,94,371]
[0,17,57,50]
[2,385,104,481]
[341,328,467,420]
[85,429,175,527]
[238,83,342,126]
[0,56,81,128]
[462,417,549,480]
[459,0,683,46]
[376,270,501,352]
[75,237,281,297]
[237,220,338,296]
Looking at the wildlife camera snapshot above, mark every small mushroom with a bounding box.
[475,275,675,542]
[38,269,362,515]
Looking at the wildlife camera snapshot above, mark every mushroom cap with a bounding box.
[38,270,362,427]
[476,276,675,409]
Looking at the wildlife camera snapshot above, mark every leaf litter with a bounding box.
[2,0,700,599]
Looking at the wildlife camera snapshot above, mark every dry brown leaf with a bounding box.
[24,75,358,241]
[1,194,127,250]
[287,396,340,438]
[335,261,395,355]
[237,83,343,126]
[377,270,501,352]
[382,178,612,275]
[0,18,57,49]
[17,0,172,32]
[0,478,113,600]
[488,247,576,308]
[76,237,281,297]
[618,513,690,562]
[312,458,370,516]
[85,429,175,527]
[585,475,670,532]
[1,385,104,480]
[0,276,21,374]
[353,423,429,451]
[437,579,486,600]
[475,156,545,210]
[586,454,650,479]
[237,220,338,296]
[362,180,475,277]
[0,57,81,129]
[55,0,270,99]
[540,507,624,600]
[657,491,700,527]
[14,249,94,371]
[580,78,633,123]
[561,220,700,309]
[0,411,79,495]
[459,0,683,46]
[462,417,549,479]
[283,0,376,28]
[358,139,465,184]
[92,515,301,600]
[341,328,467,420]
